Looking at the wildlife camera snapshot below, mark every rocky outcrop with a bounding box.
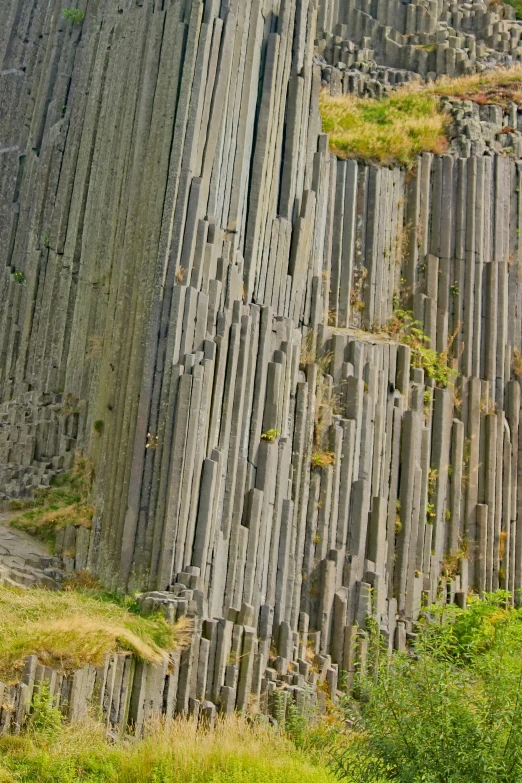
[2,0,522,729]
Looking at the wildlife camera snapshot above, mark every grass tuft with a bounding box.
[0,584,190,683]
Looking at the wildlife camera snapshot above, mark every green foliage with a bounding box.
[261,429,280,443]
[333,592,522,783]
[423,389,432,414]
[0,716,333,783]
[504,0,522,19]
[62,7,84,23]
[449,283,459,297]
[383,310,456,388]
[93,419,104,434]
[12,269,26,285]
[28,684,63,739]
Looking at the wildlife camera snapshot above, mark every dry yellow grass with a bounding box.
[426,64,522,105]
[0,585,190,683]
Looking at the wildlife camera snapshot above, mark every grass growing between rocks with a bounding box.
[320,66,522,167]
[0,714,334,783]
[427,64,522,106]
[319,91,449,167]
[0,583,189,683]
[8,456,95,547]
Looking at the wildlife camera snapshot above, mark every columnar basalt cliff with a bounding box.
[2,0,522,729]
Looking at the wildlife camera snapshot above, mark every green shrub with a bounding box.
[333,593,522,783]
[27,683,63,739]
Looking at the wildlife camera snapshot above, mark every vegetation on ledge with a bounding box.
[8,456,95,547]
[0,582,189,683]
[428,64,522,106]
[320,66,522,167]
[319,90,449,167]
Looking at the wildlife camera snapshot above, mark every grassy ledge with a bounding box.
[320,66,522,167]
[319,90,449,167]
[8,457,95,548]
[428,64,522,105]
[0,583,190,683]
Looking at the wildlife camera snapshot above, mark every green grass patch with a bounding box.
[8,457,95,547]
[319,90,449,167]
[0,714,333,783]
[0,583,190,683]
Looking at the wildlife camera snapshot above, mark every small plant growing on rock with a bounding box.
[175,265,186,283]
[62,7,85,23]
[12,268,26,284]
[513,348,522,376]
[383,309,457,388]
[261,429,280,443]
[423,389,432,414]
[93,419,104,434]
[146,432,159,450]
[311,451,335,469]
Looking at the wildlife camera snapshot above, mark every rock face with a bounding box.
[2,0,522,725]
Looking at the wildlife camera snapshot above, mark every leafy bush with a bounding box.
[333,593,522,783]
[27,683,63,739]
